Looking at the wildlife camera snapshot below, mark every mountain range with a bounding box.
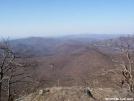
[4,34,133,101]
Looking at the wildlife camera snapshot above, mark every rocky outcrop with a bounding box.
[15,86,134,101]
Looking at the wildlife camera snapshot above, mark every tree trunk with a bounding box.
[128,81,133,92]
[0,72,3,101]
[0,82,2,101]
[7,77,14,101]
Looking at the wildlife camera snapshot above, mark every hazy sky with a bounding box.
[0,0,134,38]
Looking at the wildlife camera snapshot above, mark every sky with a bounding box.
[0,0,134,38]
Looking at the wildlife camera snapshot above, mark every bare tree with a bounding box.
[0,39,36,101]
[93,35,134,92]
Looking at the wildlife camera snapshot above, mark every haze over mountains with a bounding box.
[10,34,122,56]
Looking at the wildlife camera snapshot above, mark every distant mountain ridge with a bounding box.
[9,34,123,56]
[61,34,123,40]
